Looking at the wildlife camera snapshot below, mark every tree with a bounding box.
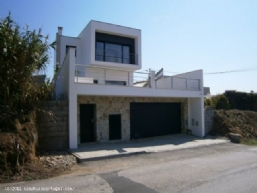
[0,13,54,127]
[0,13,54,175]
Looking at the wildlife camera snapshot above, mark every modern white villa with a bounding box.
[54,20,205,149]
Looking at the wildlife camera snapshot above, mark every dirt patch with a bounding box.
[210,109,257,141]
[0,120,37,175]
[0,151,77,183]
[0,118,77,183]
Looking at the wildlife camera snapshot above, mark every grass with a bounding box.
[242,139,257,146]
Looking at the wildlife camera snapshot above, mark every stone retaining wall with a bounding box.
[37,101,69,150]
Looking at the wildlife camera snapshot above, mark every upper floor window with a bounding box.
[96,42,133,64]
[95,32,136,64]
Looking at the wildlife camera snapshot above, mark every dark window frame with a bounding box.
[105,80,127,86]
[95,41,134,64]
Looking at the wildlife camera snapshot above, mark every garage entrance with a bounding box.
[130,102,181,139]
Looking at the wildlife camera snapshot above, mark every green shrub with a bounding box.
[212,94,230,110]
[204,98,212,107]
[225,91,257,111]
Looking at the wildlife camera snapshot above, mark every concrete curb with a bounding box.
[73,151,148,162]
[72,139,230,163]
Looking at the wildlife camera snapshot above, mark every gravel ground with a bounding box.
[38,151,77,168]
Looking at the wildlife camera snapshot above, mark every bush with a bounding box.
[225,91,257,111]
[204,98,212,107]
[205,94,230,110]
[212,94,230,110]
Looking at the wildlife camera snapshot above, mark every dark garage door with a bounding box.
[130,103,181,139]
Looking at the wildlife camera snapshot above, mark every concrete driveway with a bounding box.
[71,134,229,162]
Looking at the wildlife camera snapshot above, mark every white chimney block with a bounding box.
[58,26,63,35]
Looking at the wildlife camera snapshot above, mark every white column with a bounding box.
[200,96,205,137]
[128,71,134,86]
[150,70,156,89]
[68,48,78,149]
[188,97,205,137]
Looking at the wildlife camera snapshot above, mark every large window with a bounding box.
[105,43,122,63]
[95,42,132,64]
[96,42,104,61]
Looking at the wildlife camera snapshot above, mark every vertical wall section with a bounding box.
[204,106,215,135]
[188,97,205,137]
[37,101,69,150]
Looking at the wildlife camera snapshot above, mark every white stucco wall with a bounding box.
[156,70,203,91]
[55,54,69,97]
[77,23,92,65]
[78,20,142,71]
[173,70,204,91]
[64,49,205,149]
[77,66,134,85]
[156,77,172,89]
[188,97,205,137]
[59,36,81,65]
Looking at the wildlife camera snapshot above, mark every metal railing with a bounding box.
[95,49,137,64]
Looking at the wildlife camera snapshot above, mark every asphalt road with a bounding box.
[1,143,257,193]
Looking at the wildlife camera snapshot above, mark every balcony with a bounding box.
[54,48,203,99]
[95,48,137,65]
[74,64,201,91]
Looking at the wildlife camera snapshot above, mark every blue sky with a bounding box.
[1,0,257,94]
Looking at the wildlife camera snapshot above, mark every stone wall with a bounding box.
[37,101,69,150]
[78,96,188,143]
[205,106,215,135]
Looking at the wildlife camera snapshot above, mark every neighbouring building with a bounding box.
[53,20,205,149]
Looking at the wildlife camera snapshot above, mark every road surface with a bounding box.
[1,143,257,193]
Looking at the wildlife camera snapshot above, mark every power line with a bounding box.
[163,66,257,75]
[204,67,257,75]
[138,66,257,76]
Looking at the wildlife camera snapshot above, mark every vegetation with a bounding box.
[0,13,54,126]
[224,91,257,111]
[243,139,257,146]
[210,109,257,145]
[0,13,54,176]
[204,94,230,110]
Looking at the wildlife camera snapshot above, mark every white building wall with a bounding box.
[78,23,92,65]
[63,49,205,149]
[67,48,77,149]
[188,97,205,137]
[59,36,81,65]
[55,54,69,97]
[82,66,134,85]
[78,21,141,71]
[173,70,204,91]
[106,69,132,83]
[156,77,171,89]
[85,67,104,84]
[156,70,203,91]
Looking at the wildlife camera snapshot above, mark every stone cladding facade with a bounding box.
[78,96,188,143]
